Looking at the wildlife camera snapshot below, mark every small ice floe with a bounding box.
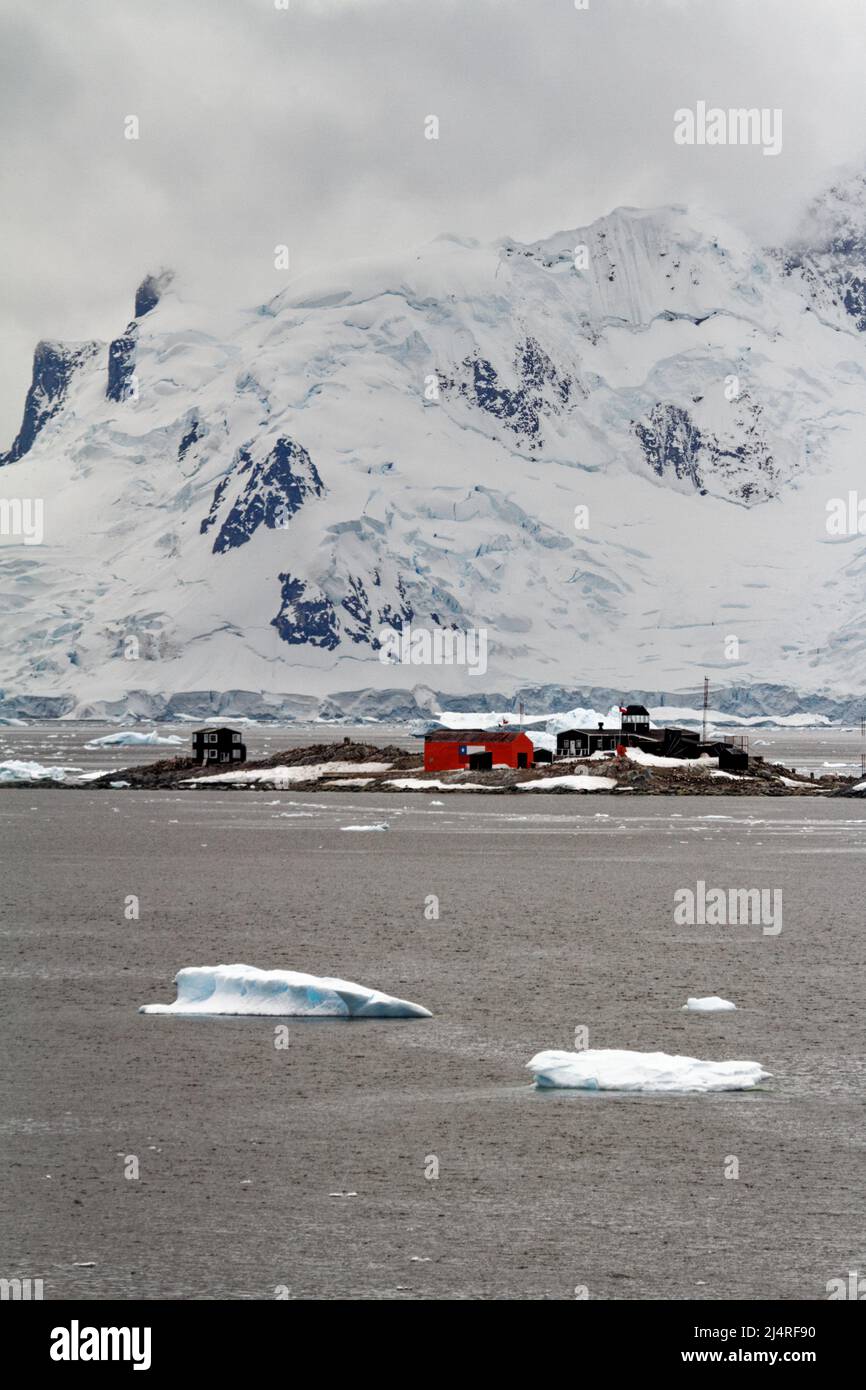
[682,996,737,1013]
[0,759,82,782]
[139,963,431,1018]
[329,1190,357,1198]
[109,781,131,789]
[73,1261,96,1268]
[527,1048,769,1092]
[340,822,389,831]
[85,730,183,748]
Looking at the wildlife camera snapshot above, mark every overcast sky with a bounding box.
[2,0,866,437]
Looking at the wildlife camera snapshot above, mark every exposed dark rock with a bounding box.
[204,437,324,553]
[271,574,339,649]
[1,340,100,465]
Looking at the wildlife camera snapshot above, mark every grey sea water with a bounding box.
[1,785,864,1300]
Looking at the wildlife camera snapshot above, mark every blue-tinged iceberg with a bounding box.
[140,963,431,1019]
[527,1048,768,1092]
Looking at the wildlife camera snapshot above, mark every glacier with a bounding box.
[4,177,866,716]
[527,1048,769,1092]
[139,964,432,1018]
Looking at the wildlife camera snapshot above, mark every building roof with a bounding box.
[555,727,619,738]
[424,728,530,743]
[622,704,650,716]
[192,726,242,736]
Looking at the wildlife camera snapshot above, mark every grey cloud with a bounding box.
[2,0,866,435]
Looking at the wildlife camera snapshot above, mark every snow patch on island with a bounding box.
[626,748,716,770]
[517,773,616,791]
[139,963,431,1018]
[184,761,392,785]
[527,1048,768,1092]
[385,777,499,791]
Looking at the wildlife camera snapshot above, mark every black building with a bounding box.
[556,722,621,757]
[620,704,651,735]
[192,726,247,765]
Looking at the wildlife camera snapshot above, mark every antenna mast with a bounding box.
[702,676,709,745]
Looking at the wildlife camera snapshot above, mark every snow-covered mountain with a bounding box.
[2,178,866,720]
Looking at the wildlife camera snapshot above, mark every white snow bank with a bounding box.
[682,996,737,1013]
[85,730,183,748]
[517,774,616,791]
[185,761,391,785]
[626,748,716,769]
[326,777,375,786]
[385,777,497,791]
[527,1048,768,1092]
[139,964,431,1019]
[341,822,389,831]
[0,759,82,782]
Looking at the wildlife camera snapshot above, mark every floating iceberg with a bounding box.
[683,996,737,1013]
[0,759,82,782]
[85,730,184,748]
[340,822,389,831]
[527,1048,768,1092]
[140,963,431,1018]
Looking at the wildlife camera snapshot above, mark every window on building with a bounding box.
[233,733,241,743]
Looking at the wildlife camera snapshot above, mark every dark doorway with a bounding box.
[468,752,493,771]
[517,753,527,769]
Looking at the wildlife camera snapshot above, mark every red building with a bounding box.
[423,728,535,773]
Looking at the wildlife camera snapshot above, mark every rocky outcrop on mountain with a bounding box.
[1,340,100,464]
